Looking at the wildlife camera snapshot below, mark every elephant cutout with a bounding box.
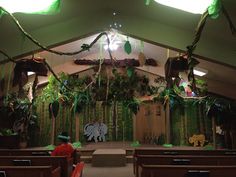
[84,122,107,142]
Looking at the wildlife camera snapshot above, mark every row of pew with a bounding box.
[0,149,84,177]
[133,148,236,177]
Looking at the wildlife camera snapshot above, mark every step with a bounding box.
[80,155,92,163]
[126,155,133,163]
[126,149,134,156]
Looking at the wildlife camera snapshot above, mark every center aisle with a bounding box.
[82,164,134,177]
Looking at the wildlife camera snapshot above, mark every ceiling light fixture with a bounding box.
[27,71,35,76]
[103,30,122,51]
[193,68,208,76]
[154,0,214,14]
[104,43,119,51]
[0,0,60,14]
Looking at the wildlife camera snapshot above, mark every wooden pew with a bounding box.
[0,156,73,177]
[0,149,50,156]
[133,148,236,175]
[140,164,236,177]
[134,148,236,156]
[0,166,61,177]
[0,149,78,165]
[135,155,236,177]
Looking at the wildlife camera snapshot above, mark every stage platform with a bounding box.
[17,141,203,163]
[76,141,203,163]
[92,149,126,167]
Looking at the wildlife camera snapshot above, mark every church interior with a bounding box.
[0,0,236,177]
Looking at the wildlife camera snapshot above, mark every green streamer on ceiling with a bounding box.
[208,0,222,19]
[145,0,151,6]
[0,0,61,15]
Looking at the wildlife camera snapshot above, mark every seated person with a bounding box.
[51,131,74,158]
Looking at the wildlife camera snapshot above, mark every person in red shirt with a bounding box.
[51,131,74,158]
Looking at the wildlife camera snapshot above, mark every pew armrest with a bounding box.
[71,162,85,177]
[52,166,61,177]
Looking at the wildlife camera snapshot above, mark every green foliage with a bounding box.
[157,134,165,145]
[131,140,140,147]
[195,78,208,95]
[49,100,60,118]
[3,93,31,121]
[0,93,37,143]
[38,75,60,103]
[45,144,55,150]
[163,144,173,148]
[0,129,17,136]
[72,141,82,148]
[73,91,90,113]
[123,98,141,115]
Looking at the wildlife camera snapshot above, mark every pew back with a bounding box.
[140,164,236,177]
[0,150,50,156]
[0,156,73,177]
[0,166,61,177]
[134,148,236,156]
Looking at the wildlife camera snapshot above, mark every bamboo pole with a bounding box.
[212,116,216,149]
[50,104,56,145]
[165,100,171,144]
[75,112,80,141]
[133,113,137,141]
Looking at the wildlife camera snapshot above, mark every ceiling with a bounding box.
[0,0,236,98]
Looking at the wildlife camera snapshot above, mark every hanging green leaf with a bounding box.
[208,0,221,19]
[49,100,60,118]
[124,40,132,54]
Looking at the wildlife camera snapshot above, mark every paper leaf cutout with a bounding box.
[124,40,132,54]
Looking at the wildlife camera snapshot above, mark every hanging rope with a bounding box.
[222,5,236,36]
[0,7,113,60]
[186,10,209,57]
[0,7,116,92]
[0,50,17,63]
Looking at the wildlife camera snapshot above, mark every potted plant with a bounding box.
[0,128,19,149]
[1,93,36,148]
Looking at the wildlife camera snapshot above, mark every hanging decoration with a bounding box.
[138,41,146,66]
[208,0,221,19]
[0,6,114,94]
[12,57,48,90]
[74,58,157,67]
[164,0,236,98]
[124,37,132,54]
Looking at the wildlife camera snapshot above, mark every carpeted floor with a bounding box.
[82,163,134,177]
